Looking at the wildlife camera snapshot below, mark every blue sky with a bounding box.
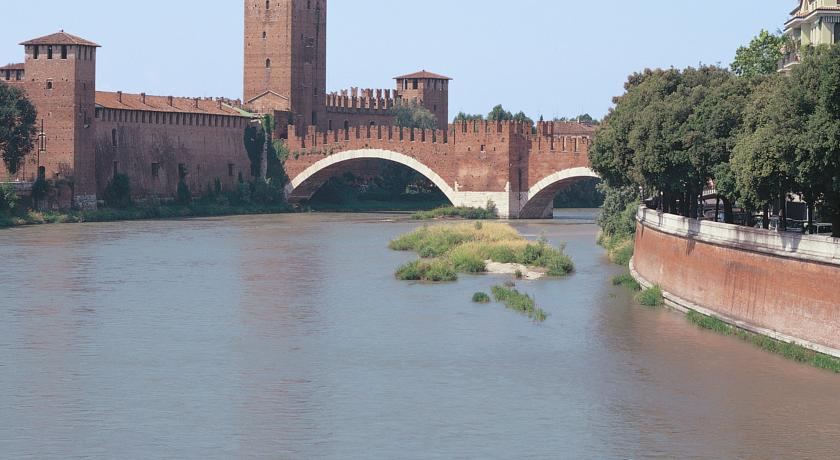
[1,0,792,120]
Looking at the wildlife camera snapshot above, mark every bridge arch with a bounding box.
[519,167,600,219]
[286,148,459,205]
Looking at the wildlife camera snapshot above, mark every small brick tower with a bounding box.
[395,70,451,130]
[244,0,327,132]
[20,31,99,208]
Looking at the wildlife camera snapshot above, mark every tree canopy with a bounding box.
[391,100,438,130]
[731,30,789,78]
[0,82,37,176]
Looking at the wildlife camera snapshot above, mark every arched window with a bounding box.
[265,58,271,68]
[111,129,117,147]
[265,0,270,9]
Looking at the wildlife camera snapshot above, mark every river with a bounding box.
[1,210,838,459]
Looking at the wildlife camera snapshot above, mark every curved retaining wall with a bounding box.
[632,207,840,357]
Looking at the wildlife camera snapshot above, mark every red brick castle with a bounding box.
[1,0,596,218]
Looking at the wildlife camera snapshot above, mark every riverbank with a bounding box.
[0,201,294,229]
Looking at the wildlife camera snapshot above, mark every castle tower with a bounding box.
[244,0,327,132]
[395,70,451,131]
[20,31,98,208]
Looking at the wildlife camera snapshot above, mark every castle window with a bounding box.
[152,162,160,179]
[16,71,22,81]
[47,46,53,60]
[3,70,8,81]
[412,79,418,90]
[46,80,53,90]
[112,129,117,147]
[266,58,271,68]
[61,45,67,59]
[307,0,311,8]
[262,31,267,39]
[178,163,187,180]
[266,0,269,9]
[32,46,39,59]
[228,164,235,177]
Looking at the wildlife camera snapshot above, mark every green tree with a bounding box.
[391,100,438,130]
[0,81,37,176]
[731,74,799,229]
[453,112,483,122]
[243,122,264,178]
[797,45,840,236]
[731,30,788,78]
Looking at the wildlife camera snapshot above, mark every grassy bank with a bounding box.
[687,311,840,374]
[390,222,574,282]
[307,198,447,213]
[598,232,635,266]
[0,201,293,229]
[411,205,498,220]
[491,285,548,322]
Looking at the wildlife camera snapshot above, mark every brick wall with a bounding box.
[633,208,840,354]
[95,108,252,199]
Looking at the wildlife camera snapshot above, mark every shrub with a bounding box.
[449,251,486,273]
[635,285,664,307]
[30,177,52,204]
[251,178,285,205]
[0,182,18,215]
[472,292,491,303]
[103,173,132,209]
[176,180,192,205]
[514,269,523,279]
[395,259,457,282]
[411,205,498,220]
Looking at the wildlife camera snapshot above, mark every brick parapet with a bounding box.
[633,206,840,355]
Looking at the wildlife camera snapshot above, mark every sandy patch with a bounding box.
[484,260,547,280]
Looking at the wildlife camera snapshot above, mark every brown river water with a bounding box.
[1,210,839,459]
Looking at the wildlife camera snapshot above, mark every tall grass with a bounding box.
[612,273,641,292]
[395,259,457,282]
[597,232,635,266]
[686,311,840,374]
[390,222,575,277]
[635,285,663,307]
[491,285,548,322]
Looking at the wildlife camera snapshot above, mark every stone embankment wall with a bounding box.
[632,207,840,357]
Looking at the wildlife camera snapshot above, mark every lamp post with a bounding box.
[37,119,46,181]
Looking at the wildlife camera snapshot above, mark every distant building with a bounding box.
[782,0,840,69]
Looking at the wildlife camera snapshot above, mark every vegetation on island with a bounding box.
[491,285,548,322]
[472,292,491,303]
[390,222,574,282]
[411,201,498,220]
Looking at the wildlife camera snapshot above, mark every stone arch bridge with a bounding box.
[283,120,598,219]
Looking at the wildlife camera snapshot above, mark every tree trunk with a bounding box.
[723,197,734,225]
[807,202,815,234]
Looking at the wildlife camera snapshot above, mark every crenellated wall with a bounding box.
[283,120,595,218]
[632,207,840,357]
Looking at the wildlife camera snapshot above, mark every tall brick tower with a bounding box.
[20,31,99,208]
[395,71,451,130]
[244,0,327,132]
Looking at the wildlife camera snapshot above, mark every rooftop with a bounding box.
[20,30,100,47]
[95,91,253,117]
[394,70,452,81]
[0,63,24,71]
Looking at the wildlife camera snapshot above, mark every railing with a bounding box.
[779,51,801,70]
